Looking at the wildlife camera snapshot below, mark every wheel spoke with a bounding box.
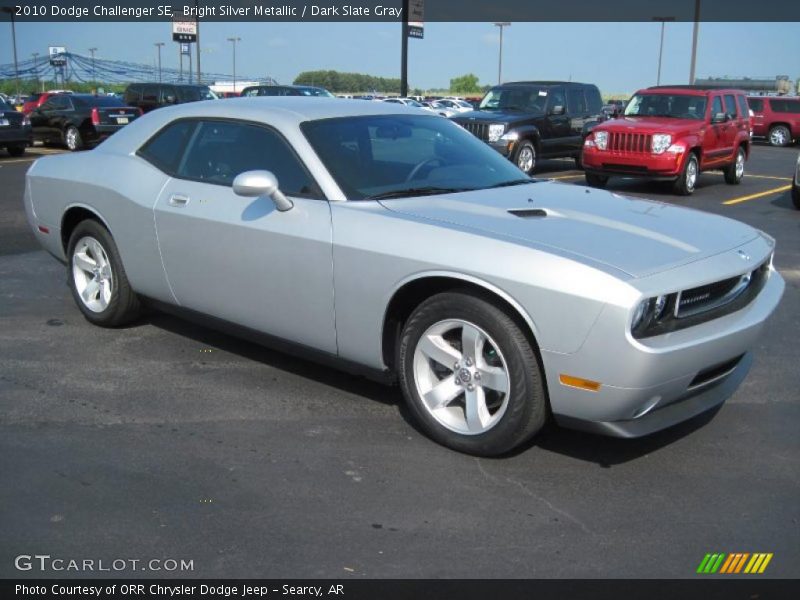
[461,325,485,364]
[81,279,100,303]
[478,365,509,392]
[465,387,491,433]
[418,334,461,369]
[423,375,462,411]
[73,252,96,273]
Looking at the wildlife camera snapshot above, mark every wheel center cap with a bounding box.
[458,368,472,383]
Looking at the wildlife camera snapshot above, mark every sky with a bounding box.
[2,20,799,94]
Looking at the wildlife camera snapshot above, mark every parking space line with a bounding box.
[0,158,38,165]
[723,184,792,205]
[548,173,584,180]
[747,174,792,181]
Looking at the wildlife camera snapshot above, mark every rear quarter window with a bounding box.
[137,120,198,174]
[748,98,764,112]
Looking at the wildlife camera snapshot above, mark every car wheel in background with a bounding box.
[574,151,583,169]
[64,126,83,152]
[768,125,791,147]
[723,147,746,185]
[673,152,699,196]
[513,141,537,175]
[585,173,609,188]
[792,182,800,210]
[398,291,547,456]
[67,220,141,327]
[7,144,25,157]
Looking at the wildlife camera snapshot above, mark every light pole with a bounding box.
[88,47,98,87]
[227,37,241,95]
[493,22,510,85]
[154,42,165,83]
[652,17,674,86]
[689,0,701,84]
[32,52,42,92]
[1,7,21,102]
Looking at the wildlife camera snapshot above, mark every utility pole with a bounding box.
[32,52,42,92]
[494,22,511,85]
[195,0,201,83]
[689,0,701,84]
[652,17,674,86]
[400,0,409,97]
[155,42,165,83]
[1,7,21,102]
[227,37,241,96]
[89,47,98,87]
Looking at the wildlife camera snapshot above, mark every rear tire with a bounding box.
[585,173,609,188]
[64,125,83,152]
[7,144,25,157]
[673,152,699,196]
[768,125,791,147]
[723,146,745,185]
[398,291,547,456]
[67,220,141,327]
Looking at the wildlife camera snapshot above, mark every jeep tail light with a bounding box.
[651,134,672,154]
[91,107,101,125]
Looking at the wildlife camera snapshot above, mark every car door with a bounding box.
[748,98,765,136]
[30,96,57,140]
[543,87,570,155]
[151,118,337,353]
[722,94,741,153]
[704,95,729,167]
[566,87,589,152]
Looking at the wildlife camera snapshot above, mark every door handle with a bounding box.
[168,194,190,207]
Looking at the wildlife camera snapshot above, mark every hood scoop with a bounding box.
[508,208,548,219]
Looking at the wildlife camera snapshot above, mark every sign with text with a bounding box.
[408,0,424,38]
[172,17,197,42]
[48,46,67,66]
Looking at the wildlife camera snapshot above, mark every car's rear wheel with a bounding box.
[723,146,745,185]
[7,144,25,157]
[513,141,536,175]
[768,125,791,147]
[673,152,699,196]
[398,291,547,456]
[67,220,141,327]
[64,126,83,152]
[792,183,800,210]
[585,173,609,188]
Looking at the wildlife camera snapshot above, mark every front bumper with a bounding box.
[542,239,785,438]
[583,146,685,179]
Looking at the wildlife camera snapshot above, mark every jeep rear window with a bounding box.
[479,87,549,112]
[624,93,707,120]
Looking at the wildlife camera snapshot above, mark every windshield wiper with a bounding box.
[484,179,536,189]
[366,186,471,200]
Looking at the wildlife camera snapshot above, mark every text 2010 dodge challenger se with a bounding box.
[25,98,784,455]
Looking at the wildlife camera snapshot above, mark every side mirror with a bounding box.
[711,112,729,124]
[164,95,176,104]
[549,104,565,116]
[232,170,294,212]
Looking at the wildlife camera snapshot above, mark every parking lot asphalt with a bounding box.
[0,143,798,579]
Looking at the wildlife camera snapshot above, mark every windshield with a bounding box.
[624,93,707,120]
[479,87,549,112]
[300,87,335,97]
[302,115,532,200]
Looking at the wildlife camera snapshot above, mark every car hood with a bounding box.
[452,110,542,124]
[598,116,702,135]
[378,182,759,278]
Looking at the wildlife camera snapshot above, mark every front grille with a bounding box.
[460,121,490,142]
[688,355,745,390]
[608,132,652,153]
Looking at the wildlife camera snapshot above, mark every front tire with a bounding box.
[398,291,547,456]
[723,146,745,185]
[768,125,791,147]
[7,144,25,157]
[67,220,141,327]
[673,152,699,196]
[585,173,609,188]
[792,184,800,210]
[64,125,83,151]
[512,140,537,175]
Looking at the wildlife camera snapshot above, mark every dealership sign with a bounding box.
[172,17,197,43]
[408,0,424,38]
[48,46,67,66]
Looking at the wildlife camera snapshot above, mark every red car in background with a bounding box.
[582,85,751,195]
[22,90,72,115]
[748,96,800,147]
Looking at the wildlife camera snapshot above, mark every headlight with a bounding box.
[488,123,506,143]
[651,134,672,154]
[500,130,519,142]
[593,131,608,150]
[631,293,675,338]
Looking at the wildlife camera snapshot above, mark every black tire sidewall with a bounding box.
[792,184,800,210]
[398,292,546,456]
[674,153,698,195]
[7,144,25,157]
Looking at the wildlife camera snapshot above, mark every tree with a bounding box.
[293,70,402,94]
[449,74,481,95]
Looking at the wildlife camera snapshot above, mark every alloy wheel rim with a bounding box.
[518,146,535,173]
[66,128,78,150]
[412,319,511,435]
[72,236,113,312]
[735,151,744,179]
[687,159,697,190]
[771,129,787,145]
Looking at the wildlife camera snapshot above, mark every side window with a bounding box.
[785,101,800,114]
[142,85,159,104]
[161,86,177,103]
[138,120,198,174]
[737,95,749,116]
[242,88,259,97]
[748,98,763,113]
[723,94,738,117]
[585,87,603,114]
[40,98,58,111]
[769,99,786,113]
[566,89,587,115]
[711,96,724,119]
[125,86,141,103]
[177,120,321,197]
[548,88,566,113]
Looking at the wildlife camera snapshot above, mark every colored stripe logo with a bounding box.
[697,553,773,574]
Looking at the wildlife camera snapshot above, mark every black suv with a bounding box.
[123,83,217,113]
[451,81,604,174]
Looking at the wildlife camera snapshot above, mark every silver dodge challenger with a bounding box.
[25,98,785,456]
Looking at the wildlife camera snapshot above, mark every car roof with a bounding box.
[645,85,747,95]
[495,81,595,88]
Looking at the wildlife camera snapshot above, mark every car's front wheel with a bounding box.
[513,140,537,175]
[673,152,699,195]
[7,143,26,157]
[723,146,745,185]
[398,291,547,456]
[67,220,141,327]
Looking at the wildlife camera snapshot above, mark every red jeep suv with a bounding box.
[747,96,800,147]
[582,86,751,195]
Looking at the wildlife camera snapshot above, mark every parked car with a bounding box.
[583,86,752,195]
[602,99,627,119]
[747,96,800,147]
[451,81,604,174]
[427,100,460,118]
[30,94,141,151]
[24,98,784,456]
[792,153,800,209]
[240,85,335,98]
[0,96,32,156]
[382,97,435,112]
[124,83,217,114]
[435,98,474,113]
